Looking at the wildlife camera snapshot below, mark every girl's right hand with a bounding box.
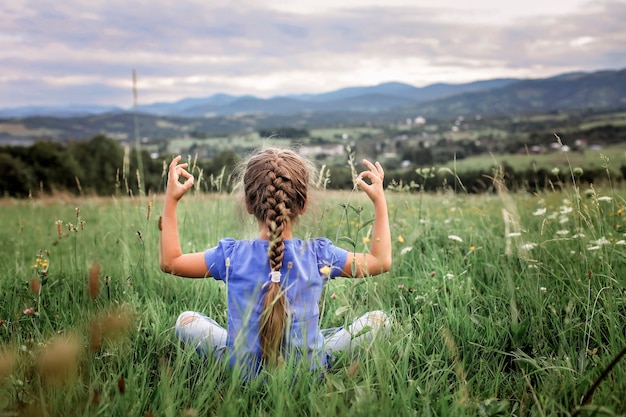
[166,155,194,201]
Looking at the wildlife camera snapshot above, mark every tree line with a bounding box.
[0,135,235,198]
[2,134,625,198]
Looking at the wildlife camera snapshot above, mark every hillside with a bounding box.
[403,69,626,118]
[0,68,624,143]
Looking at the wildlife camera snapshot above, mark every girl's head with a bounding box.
[242,147,312,232]
[240,147,315,365]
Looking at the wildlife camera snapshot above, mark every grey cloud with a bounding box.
[2,78,130,106]
[1,0,625,107]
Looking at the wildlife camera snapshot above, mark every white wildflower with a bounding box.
[559,216,569,224]
[616,240,626,245]
[532,208,547,216]
[560,206,573,215]
[587,245,601,251]
[400,246,413,255]
[507,232,522,237]
[448,235,463,242]
[556,230,569,236]
[445,273,455,279]
[521,243,537,250]
[540,287,547,293]
[597,196,612,202]
[572,233,586,238]
[593,237,610,246]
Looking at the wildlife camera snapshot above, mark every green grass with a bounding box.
[309,127,384,141]
[440,144,626,174]
[1,179,625,416]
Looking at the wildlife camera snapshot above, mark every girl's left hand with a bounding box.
[356,159,385,204]
[166,155,194,201]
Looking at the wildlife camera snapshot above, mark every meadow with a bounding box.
[0,170,625,416]
[440,143,626,175]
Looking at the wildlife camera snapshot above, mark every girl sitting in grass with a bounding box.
[159,147,391,375]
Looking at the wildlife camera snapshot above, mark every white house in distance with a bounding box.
[298,143,345,158]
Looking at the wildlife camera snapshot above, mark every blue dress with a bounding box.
[204,237,348,373]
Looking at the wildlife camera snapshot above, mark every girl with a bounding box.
[160,148,391,374]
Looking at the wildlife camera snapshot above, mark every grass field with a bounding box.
[440,144,626,176]
[1,174,625,416]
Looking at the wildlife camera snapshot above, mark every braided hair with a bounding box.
[242,148,311,365]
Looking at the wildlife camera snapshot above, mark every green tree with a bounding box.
[0,152,35,197]
[24,141,83,194]
[127,148,163,196]
[69,135,125,195]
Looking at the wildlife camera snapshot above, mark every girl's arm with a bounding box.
[341,159,392,277]
[159,156,211,278]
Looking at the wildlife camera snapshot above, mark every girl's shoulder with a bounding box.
[289,237,347,258]
[288,236,334,247]
[212,237,341,254]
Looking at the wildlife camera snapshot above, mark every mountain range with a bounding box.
[2,68,624,120]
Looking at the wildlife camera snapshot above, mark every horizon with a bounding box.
[2,66,622,112]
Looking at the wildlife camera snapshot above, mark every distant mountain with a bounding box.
[136,93,246,115]
[1,68,625,143]
[138,78,521,117]
[0,78,521,119]
[402,69,626,118]
[0,104,123,118]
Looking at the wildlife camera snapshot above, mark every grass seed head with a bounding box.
[91,388,101,405]
[117,375,126,394]
[102,309,134,339]
[89,307,134,350]
[30,278,41,295]
[89,320,103,351]
[38,335,81,385]
[88,262,101,300]
[0,348,16,380]
[183,408,198,417]
[347,360,360,377]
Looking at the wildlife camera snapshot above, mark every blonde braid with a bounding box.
[242,148,312,366]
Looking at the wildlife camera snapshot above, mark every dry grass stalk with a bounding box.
[442,326,469,406]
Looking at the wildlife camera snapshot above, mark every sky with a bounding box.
[1,0,625,109]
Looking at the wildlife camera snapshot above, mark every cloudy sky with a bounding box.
[2,0,625,109]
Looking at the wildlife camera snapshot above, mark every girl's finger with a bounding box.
[170,155,182,168]
[358,171,381,184]
[374,161,384,178]
[362,159,384,177]
[362,159,376,172]
[179,168,193,180]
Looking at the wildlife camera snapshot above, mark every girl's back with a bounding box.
[206,237,347,370]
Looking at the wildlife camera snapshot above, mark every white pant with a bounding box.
[175,310,390,357]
